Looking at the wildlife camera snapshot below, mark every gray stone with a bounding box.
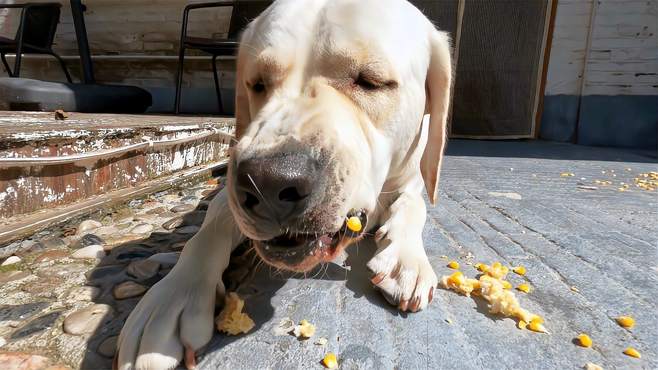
[170,204,195,213]
[146,206,167,215]
[162,216,184,230]
[112,281,147,299]
[181,195,198,203]
[77,220,102,235]
[71,245,105,259]
[74,234,105,249]
[126,259,160,280]
[97,335,118,358]
[63,304,113,335]
[130,223,154,235]
[147,252,180,267]
[1,256,21,266]
[175,225,200,234]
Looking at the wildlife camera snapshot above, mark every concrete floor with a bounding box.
[199,140,657,370]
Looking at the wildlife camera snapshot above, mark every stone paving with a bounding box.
[0,140,656,370]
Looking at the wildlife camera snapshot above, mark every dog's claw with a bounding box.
[409,297,421,312]
[428,286,434,304]
[112,353,118,370]
[184,345,197,370]
[398,299,409,311]
[371,272,386,285]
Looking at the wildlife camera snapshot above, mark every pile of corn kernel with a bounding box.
[634,171,658,191]
[441,261,547,333]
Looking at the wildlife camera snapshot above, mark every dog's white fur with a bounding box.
[117,1,451,369]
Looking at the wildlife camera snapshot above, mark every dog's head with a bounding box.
[227,0,452,271]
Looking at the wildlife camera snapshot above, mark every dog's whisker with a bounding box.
[246,173,283,228]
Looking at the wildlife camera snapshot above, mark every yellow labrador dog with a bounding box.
[116,0,451,368]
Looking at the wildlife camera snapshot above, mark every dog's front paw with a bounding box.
[115,273,220,370]
[367,238,437,312]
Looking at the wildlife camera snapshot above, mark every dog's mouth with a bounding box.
[253,209,367,271]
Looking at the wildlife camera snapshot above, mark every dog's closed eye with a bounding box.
[353,71,398,91]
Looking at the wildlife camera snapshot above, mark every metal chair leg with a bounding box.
[174,45,186,114]
[50,51,72,83]
[1,53,13,76]
[212,54,224,115]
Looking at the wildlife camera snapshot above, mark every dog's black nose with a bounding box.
[235,152,319,223]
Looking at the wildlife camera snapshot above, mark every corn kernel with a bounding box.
[512,266,526,276]
[616,316,635,328]
[322,353,338,368]
[516,284,531,293]
[623,347,641,358]
[518,320,527,330]
[346,216,362,232]
[577,334,592,348]
[475,263,489,272]
[527,316,548,333]
[447,261,460,269]
[448,271,465,286]
[293,319,316,338]
[501,280,512,289]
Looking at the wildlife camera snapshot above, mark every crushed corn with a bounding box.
[215,293,255,335]
[322,353,338,368]
[616,316,635,328]
[577,334,593,348]
[623,347,641,358]
[516,284,531,293]
[293,319,316,338]
[501,280,512,289]
[442,261,547,334]
[346,216,362,232]
[447,261,460,269]
[512,266,526,276]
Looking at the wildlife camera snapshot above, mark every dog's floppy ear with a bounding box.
[234,42,251,140]
[420,29,452,205]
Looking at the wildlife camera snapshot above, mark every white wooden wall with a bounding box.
[546,0,658,97]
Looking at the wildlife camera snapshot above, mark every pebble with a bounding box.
[63,304,113,335]
[126,259,160,280]
[74,234,105,248]
[162,216,184,230]
[97,335,118,358]
[36,237,67,250]
[147,252,180,267]
[175,225,200,234]
[181,195,198,203]
[170,204,195,213]
[71,245,106,259]
[0,336,5,347]
[113,281,147,299]
[77,220,102,235]
[1,256,21,266]
[67,286,101,301]
[130,223,154,235]
[146,206,167,215]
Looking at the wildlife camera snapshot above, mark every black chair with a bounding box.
[0,3,72,83]
[175,1,271,114]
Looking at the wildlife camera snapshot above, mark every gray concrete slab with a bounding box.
[199,140,657,370]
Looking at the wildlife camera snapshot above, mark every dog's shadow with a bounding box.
[78,186,403,369]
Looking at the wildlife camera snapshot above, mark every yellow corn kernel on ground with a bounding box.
[577,334,593,348]
[475,263,489,272]
[585,363,603,370]
[516,284,531,293]
[512,266,526,276]
[560,172,575,177]
[518,320,527,330]
[322,353,338,368]
[616,316,635,328]
[215,292,255,335]
[526,316,548,333]
[293,319,316,338]
[623,347,641,358]
[447,260,460,269]
[346,216,362,232]
[501,280,512,289]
